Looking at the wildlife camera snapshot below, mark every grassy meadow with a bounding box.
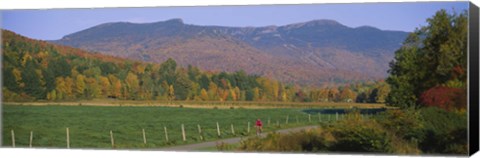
[1,103,363,149]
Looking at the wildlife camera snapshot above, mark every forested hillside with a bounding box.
[2,30,388,103]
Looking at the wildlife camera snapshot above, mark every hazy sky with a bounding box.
[1,2,469,40]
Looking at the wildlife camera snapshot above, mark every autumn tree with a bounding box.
[75,74,86,98]
[167,85,175,103]
[339,86,356,102]
[125,72,139,99]
[99,76,111,97]
[64,77,74,99]
[85,77,101,99]
[328,88,339,102]
[200,88,209,101]
[108,75,122,98]
[55,77,66,100]
[252,87,260,101]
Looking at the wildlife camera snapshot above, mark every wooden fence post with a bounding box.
[164,126,169,142]
[29,131,33,148]
[181,124,186,141]
[286,115,289,124]
[318,113,321,122]
[308,114,311,122]
[66,128,70,149]
[110,130,114,148]
[247,122,250,133]
[336,112,339,121]
[142,128,147,144]
[231,124,235,135]
[197,124,203,140]
[11,130,15,148]
[216,122,221,137]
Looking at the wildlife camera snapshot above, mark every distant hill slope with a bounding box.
[54,19,409,85]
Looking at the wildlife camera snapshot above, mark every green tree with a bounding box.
[174,73,193,100]
[386,9,467,108]
[199,74,210,90]
[375,84,390,103]
[42,68,56,93]
[159,58,177,85]
[22,60,45,99]
[3,68,20,93]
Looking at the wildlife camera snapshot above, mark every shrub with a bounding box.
[238,111,422,154]
[376,109,425,141]
[418,107,467,154]
[419,86,466,111]
[327,113,392,153]
[238,129,329,152]
[216,141,234,151]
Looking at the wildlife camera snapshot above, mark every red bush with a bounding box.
[420,86,466,111]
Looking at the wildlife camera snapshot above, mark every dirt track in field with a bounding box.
[160,125,320,151]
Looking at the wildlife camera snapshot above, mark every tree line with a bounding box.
[2,30,388,103]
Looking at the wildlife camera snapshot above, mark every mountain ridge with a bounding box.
[53,18,409,86]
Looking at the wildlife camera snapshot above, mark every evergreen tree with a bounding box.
[22,59,45,99]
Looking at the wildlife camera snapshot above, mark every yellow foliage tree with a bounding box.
[253,87,260,101]
[168,85,175,103]
[55,77,66,100]
[64,77,74,99]
[75,75,86,97]
[125,72,139,98]
[12,68,24,88]
[200,88,209,101]
[108,75,122,98]
[99,76,111,97]
[230,88,237,101]
[208,82,218,100]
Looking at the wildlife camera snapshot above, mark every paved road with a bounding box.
[160,125,319,151]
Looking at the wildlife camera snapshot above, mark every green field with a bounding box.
[2,104,346,149]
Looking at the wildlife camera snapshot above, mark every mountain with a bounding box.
[53,19,409,86]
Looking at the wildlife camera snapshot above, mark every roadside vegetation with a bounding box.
[235,9,468,155]
[238,108,466,155]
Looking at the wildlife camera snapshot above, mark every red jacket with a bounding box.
[256,120,263,126]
